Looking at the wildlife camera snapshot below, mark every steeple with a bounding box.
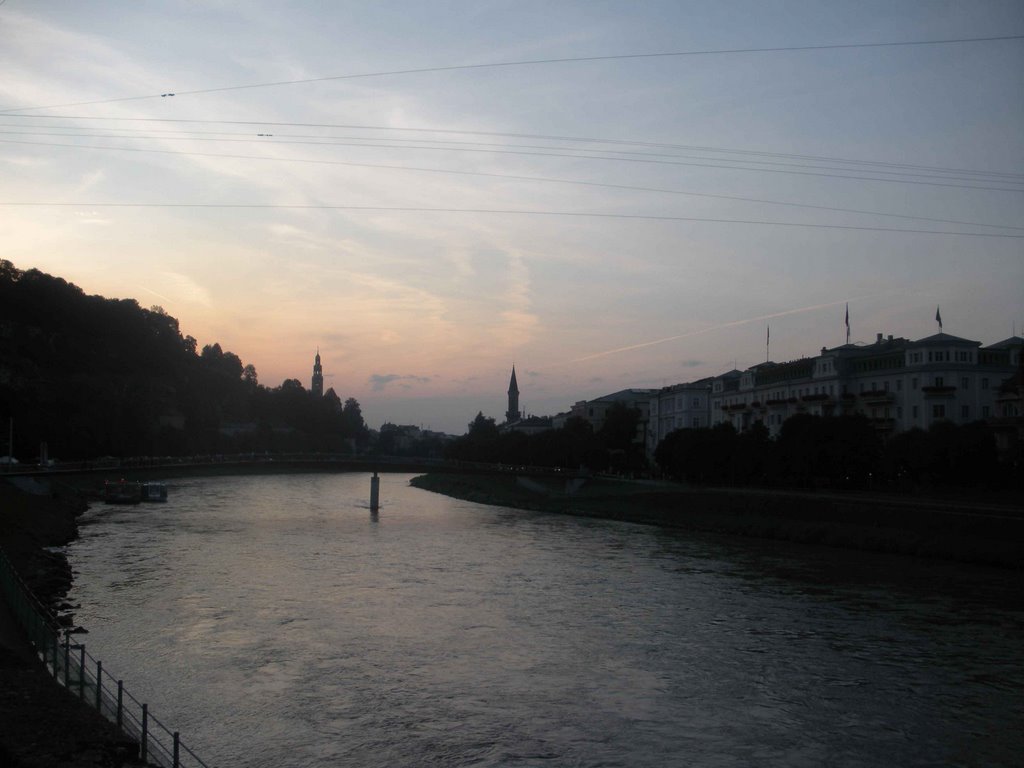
[506,365,520,423]
[311,348,324,398]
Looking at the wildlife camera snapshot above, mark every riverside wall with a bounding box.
[410,473,1024,569]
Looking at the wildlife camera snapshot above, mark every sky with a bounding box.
[2,1,1022,434]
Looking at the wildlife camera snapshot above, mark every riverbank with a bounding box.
[410,473,1024,569]
[0,478,143,767]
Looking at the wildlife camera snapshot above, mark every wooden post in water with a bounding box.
[370,471,380,513]
[141,704,148,762]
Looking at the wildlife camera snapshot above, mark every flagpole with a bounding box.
[766,325,770,363]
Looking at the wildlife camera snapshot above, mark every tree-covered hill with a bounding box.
[0,260,366,460]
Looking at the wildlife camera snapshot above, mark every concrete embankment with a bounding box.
[410,473,1024,569]
[0,477,142,768]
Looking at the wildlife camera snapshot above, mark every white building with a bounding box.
[647,378,713,458]
[707,332,1022,439]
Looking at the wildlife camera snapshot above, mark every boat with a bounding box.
[103,479,141,505]
[140,482,168,502]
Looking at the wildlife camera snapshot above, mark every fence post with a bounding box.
[117,680,123,728]
[173,732,180,768]
[78,645,86,699]
[141,704,148,763]
[95,660,103,710]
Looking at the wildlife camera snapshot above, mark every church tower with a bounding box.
[311,349,324,398]
[505,365,520,423]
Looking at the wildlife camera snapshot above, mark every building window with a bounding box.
[961,377,969,390]
[912,405,919,418]
[932,404,945,418]
[692,417,700,428]
[897,406,903,418]
[961,405,970,418]
[884,381,889,391]
[982,405,990,418]
[981,378,989,389]
[935,376,944,387]
[896,380,902,392]
[912,378,918,390]
[692,398,700,408]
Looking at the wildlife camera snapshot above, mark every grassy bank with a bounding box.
[410,473,1024,569]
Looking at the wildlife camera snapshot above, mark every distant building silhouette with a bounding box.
[311,349,324,398]
[506,365,521,423]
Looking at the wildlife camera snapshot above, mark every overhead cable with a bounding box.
[2,34,1021,113]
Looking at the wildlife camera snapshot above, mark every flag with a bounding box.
[845,303,850,343]
[936,305,943,330]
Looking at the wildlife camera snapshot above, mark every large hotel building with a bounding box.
[644,330,1022,458]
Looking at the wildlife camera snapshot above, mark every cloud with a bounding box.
[369,373,432,391]
[160,272,213,307]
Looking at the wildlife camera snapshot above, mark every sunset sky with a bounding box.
[2,1,1022,434]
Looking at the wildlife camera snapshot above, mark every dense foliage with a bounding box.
[655,415,1006,490]
[444,402,646,473]
[0,261,367,460]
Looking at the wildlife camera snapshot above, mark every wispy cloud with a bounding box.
[369,373,432,391]
[160,272,213,307]
[567,297,881,365]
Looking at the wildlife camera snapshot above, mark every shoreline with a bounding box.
[409,473,1024,569]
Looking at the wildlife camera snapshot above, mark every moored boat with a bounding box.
[103,479,141,505]
[140,482,168,502]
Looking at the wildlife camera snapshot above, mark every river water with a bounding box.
[66,473,1023,767]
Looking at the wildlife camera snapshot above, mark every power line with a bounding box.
[0,134,1019,230]
[4,137,1022,194]
[3,128,1017,187]
[3,202,1022,238]
[2,35,1021,113]
[5,113,1021,182]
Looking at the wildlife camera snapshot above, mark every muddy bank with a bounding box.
[410,473,1024,569]
[0,477,144,767]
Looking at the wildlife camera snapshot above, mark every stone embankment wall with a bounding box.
[411,473,1024,569]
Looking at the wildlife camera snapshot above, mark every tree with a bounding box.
[341,398,368,443]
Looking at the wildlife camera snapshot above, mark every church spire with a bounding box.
[505,365,520,423]
[311,348,324,398]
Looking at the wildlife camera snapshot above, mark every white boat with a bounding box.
[140,482,168,502]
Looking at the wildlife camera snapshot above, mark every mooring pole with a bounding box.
[141,704,148,762]
[370,471,380,513]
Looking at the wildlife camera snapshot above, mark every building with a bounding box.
[571,389,656,448]
[707,332,1022,439]
[311,349,324,398]
[505,365,520,423]
[647,378,713,458]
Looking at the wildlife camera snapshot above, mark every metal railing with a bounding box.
[0,546,211,768]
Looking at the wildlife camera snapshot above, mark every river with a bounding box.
[66,473,1024,767]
